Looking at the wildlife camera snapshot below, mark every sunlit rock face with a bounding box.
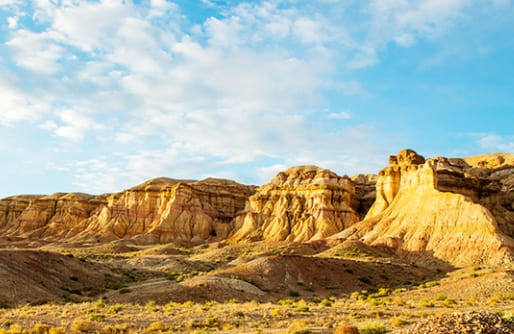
[0,178,256,244]
[333,150,514,267]
[230,166,360,243]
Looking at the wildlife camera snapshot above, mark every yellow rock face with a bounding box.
[229,166,360,242]
[0,178,255,244]
[335,150,514,267]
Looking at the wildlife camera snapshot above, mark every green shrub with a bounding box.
[419,298,434,307]
[88,314,105,322]
[289,290,300,297]
[359,322,388,334]
[320,298,332,307]
[358,276,372,284]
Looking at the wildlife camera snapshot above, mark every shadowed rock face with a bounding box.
[229,166,360,242]
[0,178,256,244]
[334,150,514,267]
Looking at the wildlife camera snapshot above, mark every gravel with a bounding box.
[394,311,514,334]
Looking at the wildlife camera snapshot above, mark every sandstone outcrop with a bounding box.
[0,178,256,244]
[350,174,378,219]
[230,166,360,242]
[334,150,514,267]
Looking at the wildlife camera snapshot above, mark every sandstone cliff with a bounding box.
[334,150,514,267]
[0,178,255,244]
[230,166,360,242]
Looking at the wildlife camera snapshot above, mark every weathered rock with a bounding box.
[350,174,378,219]
[230,166,360,242]
[333,150,514,267]
[0,178,256,244]
[393,311,514,334]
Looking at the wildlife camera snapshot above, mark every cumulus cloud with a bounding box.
[473,133,514,152]
[367,0,470,47]
[7,16,18,28]
[5,30,64,74]
[0,74,50,125]
[0,0,483,195]
[328,111,351,120]
[54,109,104,141]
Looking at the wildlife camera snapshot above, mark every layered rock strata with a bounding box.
[0,178,256,244]
[335,150,514,267]
[230,166,360,242]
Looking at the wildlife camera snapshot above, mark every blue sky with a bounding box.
[0,0,513,197]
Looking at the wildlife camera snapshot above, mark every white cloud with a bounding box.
[367,0,470,47]
[5,29,64,74]
[257,164,288,183]
[328,111,351,120]
[148,0,177,18]
[473,133,514,152]
[7,16,18,28]
[39,120,57,130]
[0,0,20,6]
[54,109,104,141]
[0,74,49,125]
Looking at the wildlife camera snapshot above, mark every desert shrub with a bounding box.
[502,312,514,323]
[204,316,218,327]
[107,304,122,314]
[118,288,131,294]
[145,301,158,312]
[289,290,300,297]
[296,305,310,312]
[270,308,282,317]
[0,300,9,309]
[434,294,447,301]
[390,316,405,327]
[89,314,105,322]
[144,321,167,333]
[393,297,404,306]
[70,319,97,333]
[358,276,372,284]
[94,299,105,308]
[30,299,51,306]
[334,324,359,334]
[345,268,353,274]
[351,291,361,299]
[32,323,51,334]
[279,298,295,306]
[320,298,332,307]
[488,293,502,306]
[419,298,434,307]
[69,275,79,281]
[304,282,314,292]
[359,322,388,334]
[425,281,439,288]
[444,298,457,306]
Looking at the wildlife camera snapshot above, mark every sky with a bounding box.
[0,0,513,197]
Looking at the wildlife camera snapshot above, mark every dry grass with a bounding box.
[0,291,511,333]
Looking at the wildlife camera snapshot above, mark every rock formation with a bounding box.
[350,174,378,219]
[229,166,360,242]
[0,178,255,244]
[334,150,514,267]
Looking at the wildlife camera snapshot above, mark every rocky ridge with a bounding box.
[333,150,514,267]
[229,166,360,242]
[1,150,513,268]
[0,178,256,244]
